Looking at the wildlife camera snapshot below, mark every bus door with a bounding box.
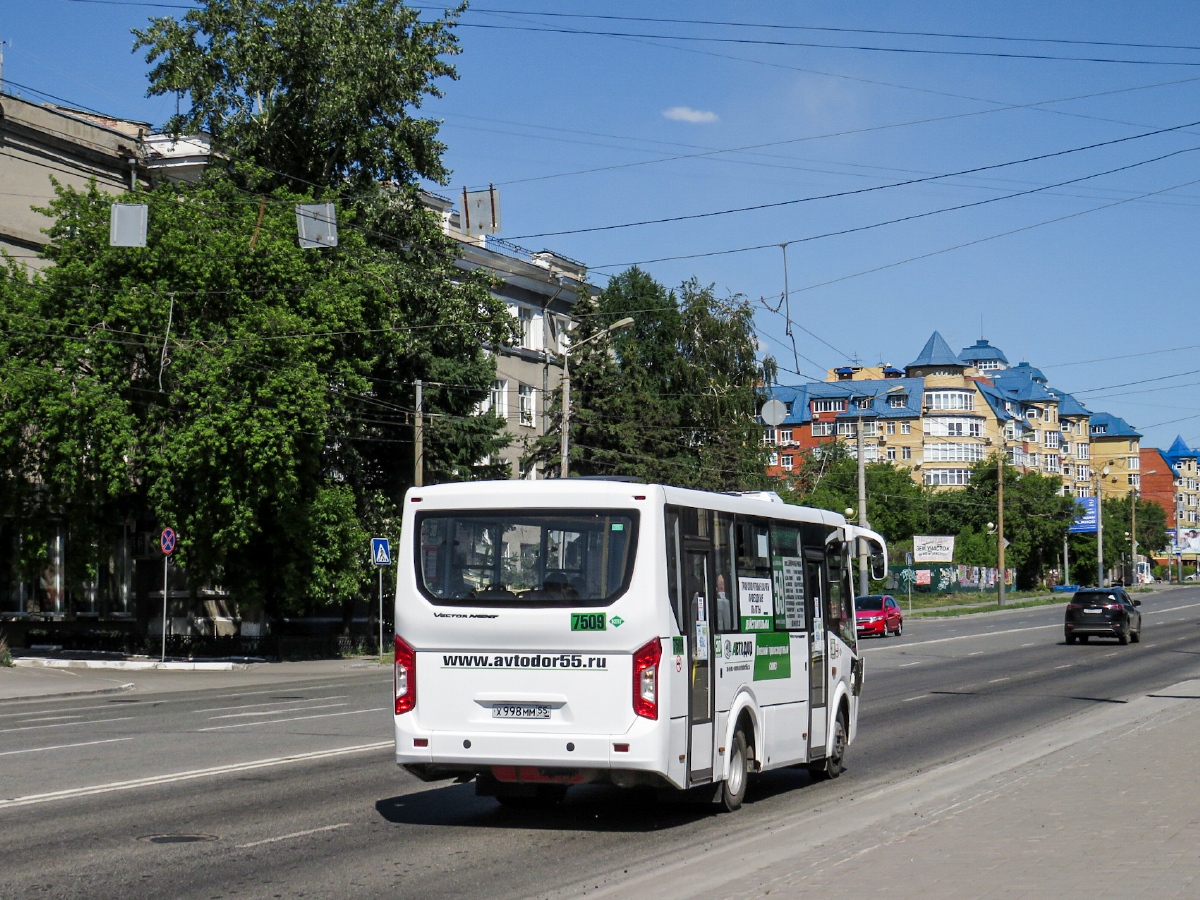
[684,543,715,784]
[804,551,828,755]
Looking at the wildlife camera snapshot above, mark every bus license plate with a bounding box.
[493,704,551,719]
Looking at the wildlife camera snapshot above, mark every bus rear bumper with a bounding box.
[394,721,676,787]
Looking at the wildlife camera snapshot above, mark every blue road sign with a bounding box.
[371,537,392,566]
[160,527,176,555]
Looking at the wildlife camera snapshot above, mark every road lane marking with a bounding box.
[902,695,927,702]
[968,651,984,656]
[197,696,348,713]
[989,678,1010,684]
[17,715,86,723]
[237,822,351,849]
[207,702,349,720]
[0,740,393,809]
[4,716,134,733]
[899,662,921,668]
[197,708,380,731]
[1021,643,1035,648]
[0,738,133,757]
[1055,664,1074,669]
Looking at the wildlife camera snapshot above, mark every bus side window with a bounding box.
[665,508,684,633]
[714,512,736,632]
[735,517,773,633]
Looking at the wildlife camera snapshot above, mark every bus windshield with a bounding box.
[416,509,639,607]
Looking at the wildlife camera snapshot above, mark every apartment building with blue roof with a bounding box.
[763,331,1141,499]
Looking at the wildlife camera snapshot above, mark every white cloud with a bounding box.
[662,106,719,124]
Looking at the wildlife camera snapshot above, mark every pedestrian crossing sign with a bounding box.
[371,538,392,566]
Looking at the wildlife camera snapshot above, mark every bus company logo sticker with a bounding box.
[610,616,624,628]
[725,639,753,661]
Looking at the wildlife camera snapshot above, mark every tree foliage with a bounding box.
[134,0,464,190]
[525,268,775,491]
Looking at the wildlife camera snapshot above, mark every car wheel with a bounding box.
[810,710,848,780]
[1130,627,1141,644]
[878,623,888,639]
[1065,632,1076,645]
[894,620,902,637]
[720,728,750,812]
[1118,627,1129,646]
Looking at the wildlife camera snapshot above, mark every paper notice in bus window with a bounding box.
[780,557,805,629]
[738,577,774,632]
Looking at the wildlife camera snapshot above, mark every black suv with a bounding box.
[1064,587,1142,645]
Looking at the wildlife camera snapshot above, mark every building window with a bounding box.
[1043,431,1060,449]
[886,447,896,461]
[886,422,896,435]
[901,446,912,460]
[518,384,536,427]
[812,422,836,437]
[888,394,908,409]
[812,399,846,413]
[1076,465,1091,482]
[924,417,982,438]
[1076,444,1089,460]
[1044,455,1061,474]
[763,427,777,446]
[923,468,973,486]
[901,421,911,435]
[769,451,779,466]
[838,420,876,437]
[489,380,508,419]
[1128,474,1140,488]
[923,443,987,463]
[1127,456,1139,471]
[779,429,793,444]
[1076,485,1091,498]
[782,454,794,471]
[925,391,975,411]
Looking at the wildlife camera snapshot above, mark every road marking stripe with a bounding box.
[901,695,927,702]
[4,716,134,733]
[197,695,348,713]
[236,822,351,849]
[989,677,1010,683]
[197,708,381,731]
[899,662,921,668]
[0,741,393,809]
[0,738,133,757]
[207,702,348,721]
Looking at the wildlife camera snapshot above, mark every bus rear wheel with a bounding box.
[810,711,848,780]
[719,729,750,812]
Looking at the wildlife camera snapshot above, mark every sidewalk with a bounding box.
[0,655,388,701]
[569,678,1200,899]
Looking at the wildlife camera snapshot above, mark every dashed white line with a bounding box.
[0,741,393,808]
[899,662,922,668]
[197,696,348,713]
[237,822,351,849]
[989,677,1010,684]
[4,716,134,733]
[901,695,927,702]
[197,708,380,732]
[0,737,133,757]
[207,702,348,721]
[1055,664,1074,670]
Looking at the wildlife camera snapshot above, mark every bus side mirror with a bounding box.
[866,539,888,581]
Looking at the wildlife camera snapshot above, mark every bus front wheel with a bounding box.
[719,729,750,812]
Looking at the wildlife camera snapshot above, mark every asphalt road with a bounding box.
[3,588,1200,899]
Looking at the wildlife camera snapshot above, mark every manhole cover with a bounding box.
[137,834,219,845]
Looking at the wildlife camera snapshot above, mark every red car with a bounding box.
[856,594,903,638]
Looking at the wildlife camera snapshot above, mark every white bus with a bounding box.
[393,479,886,811]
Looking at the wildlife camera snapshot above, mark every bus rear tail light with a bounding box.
[633,638,663,720]
[394,635,416,715]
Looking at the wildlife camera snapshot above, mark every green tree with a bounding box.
[790,444,926,545]
[526,269,774,490]
[134,0,464,191]
[0,172,510,618]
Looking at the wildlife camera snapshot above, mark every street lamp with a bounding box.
[559,316,634,478]
[1096,465,1111,586]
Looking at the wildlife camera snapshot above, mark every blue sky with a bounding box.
[4,1,1200,452]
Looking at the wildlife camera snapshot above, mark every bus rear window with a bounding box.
[415,509,639,607]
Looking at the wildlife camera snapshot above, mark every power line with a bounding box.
[507,118,1200,240]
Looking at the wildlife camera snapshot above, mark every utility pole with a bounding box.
[1096,467,1107,587]
[559,317,634,478]
[996,450,1007,603]
[856,405,869,596]
[413,379,424,487]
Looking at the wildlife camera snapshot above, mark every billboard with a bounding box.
[1068,496,1098,534]
[913,535,955,563]
[1178,527,1200,555]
